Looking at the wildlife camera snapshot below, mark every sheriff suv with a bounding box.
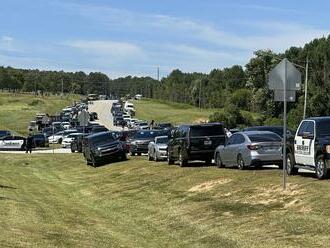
[167,123,226,166]
[286,117,330,179]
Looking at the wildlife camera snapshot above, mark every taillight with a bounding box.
[247,145,260,150]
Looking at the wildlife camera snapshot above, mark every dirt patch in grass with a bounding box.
[188,178,232,192]
[241,183,311,213]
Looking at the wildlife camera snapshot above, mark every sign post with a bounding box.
[268,58,301,190]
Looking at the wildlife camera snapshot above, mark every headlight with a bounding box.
[326,145,330,153]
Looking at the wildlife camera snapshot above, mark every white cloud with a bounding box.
[64,40,143,57]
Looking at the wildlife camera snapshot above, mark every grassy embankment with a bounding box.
[0,92,80,135]
[134,99,262,126]
[0,94,326,247]
[0,154,329,247]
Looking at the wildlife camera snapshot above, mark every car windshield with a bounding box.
[156,137,168,144]
[90,133,115,145]
[316,119,330,137]
[135,131,159,139]
[247,133,281,142]
[190,125,224,137]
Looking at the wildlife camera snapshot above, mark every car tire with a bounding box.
[286,153,298,175]
[137,152,141,156]
[179,151,188,167]
[215,153,225,168]
[237,154,245,170]
[58,138,62,144]
[315,155,328,180]
[205,159,212,165]
[167,152,174,165]
[130,152,135,156]
[71,148,75,153]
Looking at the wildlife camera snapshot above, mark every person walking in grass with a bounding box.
[26,134,34,154]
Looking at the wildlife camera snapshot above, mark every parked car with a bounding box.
[70,133,88,153]
[167,123,226,166]
[155,123,173,130]
[129,130,164,156]
[62,133,83,148]
[82,132,127,166]
[243,126,295,138]
[136,121,149,130]
[0,130,11,138]
[0,136,26,150]
[148,136,169,161]
[61,122,71,130]
[90,125,109,134]
[214,131,283,169]
[48,129,78,144]
[32,133,49,147]
[286,117,330,179]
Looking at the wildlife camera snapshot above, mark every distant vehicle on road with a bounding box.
[167,123,226,166]
[83,132,127,166]
[48,129,78,144]
[90,125,109,134]
[214,131,283,169]
[62,133,83,148]
[0,136,26,150]
[87,94,99,101]
[148,136,169,161]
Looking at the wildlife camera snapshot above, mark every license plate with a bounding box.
[204,140,212,145]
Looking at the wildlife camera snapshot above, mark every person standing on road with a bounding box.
[149,120,155,130]
[26,134,34,154]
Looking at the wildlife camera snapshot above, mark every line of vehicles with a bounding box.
[79,101,330,181]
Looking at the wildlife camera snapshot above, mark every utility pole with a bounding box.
[157,67,160,81]
[199,79,202,111]
[303,56,309,119]
[61,78,64,98]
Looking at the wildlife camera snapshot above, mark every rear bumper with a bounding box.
[246,153,282,166]
[187,150,214,160]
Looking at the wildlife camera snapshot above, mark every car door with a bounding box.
[221,134,237,165]
[227,134,245,165]
[295,120,315,166]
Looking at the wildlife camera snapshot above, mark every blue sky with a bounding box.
[0,0,329,79]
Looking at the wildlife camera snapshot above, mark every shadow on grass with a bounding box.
[0,184,17,190]
[92,157,129,168]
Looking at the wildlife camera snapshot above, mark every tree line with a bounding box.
[1,36,330,128]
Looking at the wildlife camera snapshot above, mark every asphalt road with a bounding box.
[0,148,72,154]
[88,100,123,131]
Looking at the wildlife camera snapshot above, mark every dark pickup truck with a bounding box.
[82,132,127,167]
[286,117,330,179]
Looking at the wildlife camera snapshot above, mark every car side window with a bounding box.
[227,135,237,145]
[305,122,315,135]
[297,121,309,136]
[236,134,245,144]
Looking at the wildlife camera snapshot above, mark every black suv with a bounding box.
[128,130,164,156]
[82,132,127,166]
[167,123,226,166]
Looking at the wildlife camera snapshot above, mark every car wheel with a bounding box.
[167,152,174,165]
[237,154,245,170]
[286,153,298,175]
[130,152,135,156]
[137,152,141,156]
[58,138,62,144]
[179,151,188,167]
[71,148,75,153]
[215,153,224,168]
[315,155,328,180]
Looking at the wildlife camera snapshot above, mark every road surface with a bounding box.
[88,100,123,131]
[0,148,72,154]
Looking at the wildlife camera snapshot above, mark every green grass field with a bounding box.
[134,99,215,125]
[1,154,329,247]
[0,93,80,135]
